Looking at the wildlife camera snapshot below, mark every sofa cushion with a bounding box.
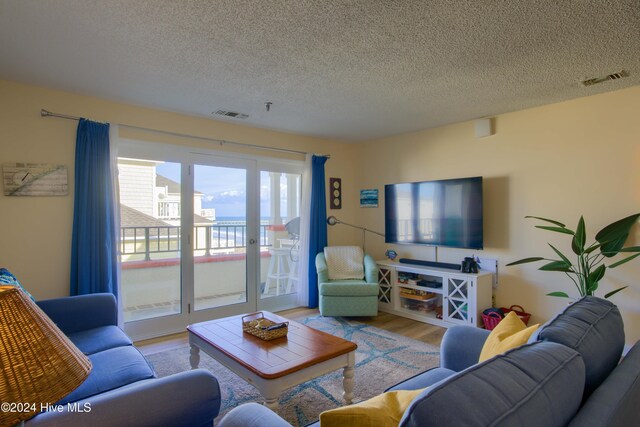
[569,340,640,427]
[320,387,426,427]
[67,325,133,355]
[324,246,365,280]
[399,341,585,427]
[58,346,155,405]
[479,311,539,362]
[386,367,456,392]
[529,296,625,399]
[319,281,379,296]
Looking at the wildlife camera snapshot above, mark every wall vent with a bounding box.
[212,110,249,119]
[582,70,628,87]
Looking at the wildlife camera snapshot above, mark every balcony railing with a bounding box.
[121,225,271,260]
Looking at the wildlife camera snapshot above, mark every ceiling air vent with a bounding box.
[581,70,628,87]
[213,110,249,119]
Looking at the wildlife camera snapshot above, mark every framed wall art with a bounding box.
[3,163,68,196]
[360,189,378,208]
[330,177,342,209]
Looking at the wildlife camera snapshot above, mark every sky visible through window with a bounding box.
[156,163,291,219]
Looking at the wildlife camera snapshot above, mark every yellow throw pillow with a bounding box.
[319,387,427,427]
[479,311,539,362]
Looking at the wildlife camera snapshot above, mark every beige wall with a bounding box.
[0,79,356,299]
[352,86,640,345]
[2,78,638,345]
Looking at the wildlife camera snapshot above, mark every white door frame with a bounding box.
[117,139,303,340]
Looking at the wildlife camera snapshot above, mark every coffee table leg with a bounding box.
[263,384,280,412]
[343,351,355,404]
[190,345,201,369]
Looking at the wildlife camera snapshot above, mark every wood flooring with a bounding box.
[136,307,446,356]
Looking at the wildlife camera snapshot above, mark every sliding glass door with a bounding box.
[188,155,258,324]
[118,158,183,325]
[117,142,256,339]
[257,161,302,313]
[117,140,302,340]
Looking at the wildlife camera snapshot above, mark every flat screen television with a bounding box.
[385,176,483,249]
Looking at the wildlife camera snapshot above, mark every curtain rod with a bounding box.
[40,109,330,158]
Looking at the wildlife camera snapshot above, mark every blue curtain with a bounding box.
[307,155,328,308]
[70,119,118,296]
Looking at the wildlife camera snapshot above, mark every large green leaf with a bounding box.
[539,260,573,272]
[586,265,606,292]
[600,235,629,258]
[526,216,566,227]
[571,216,586,255]
[547,291,570,298]
[548,244,571,266]
[591,264,606,281]
[584,243,601,254]
[617,246,640,252]
[604,286,629,299]
[608,252,640,269]
[595,213,640,244]
[506,257,545,266]
[535,226,575,235]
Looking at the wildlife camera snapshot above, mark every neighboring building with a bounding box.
[118,159,156,217]
[118,159,216,225]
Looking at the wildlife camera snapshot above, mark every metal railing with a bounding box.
[121,225,270,260]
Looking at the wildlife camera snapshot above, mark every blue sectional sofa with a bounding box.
[26,293,221,426]
[218,296,640,427]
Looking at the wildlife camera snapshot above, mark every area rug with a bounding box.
[146,316,440,426]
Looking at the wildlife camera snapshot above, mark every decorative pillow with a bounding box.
[0,268,35,301]
[319,387,426,427]
[478,311,538,362]
[324,246,365,280]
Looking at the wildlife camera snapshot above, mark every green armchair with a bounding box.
[315,246,379,317]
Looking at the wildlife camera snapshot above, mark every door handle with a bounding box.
[249,238,257,245]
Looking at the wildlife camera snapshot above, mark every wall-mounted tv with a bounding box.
[385,176,483,249]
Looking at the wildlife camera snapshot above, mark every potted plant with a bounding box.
[507,214,640,299]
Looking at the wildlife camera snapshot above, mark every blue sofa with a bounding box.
[218,296,640,427]
[25,293,221,426]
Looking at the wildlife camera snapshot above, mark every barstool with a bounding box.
[286,257,298,294]
[264,248,291,296]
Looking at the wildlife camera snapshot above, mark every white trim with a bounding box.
[296,154,313,307]
[119,137,307,166]
[109,124,123,328]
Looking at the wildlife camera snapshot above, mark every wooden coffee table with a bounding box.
[188,311,357,411]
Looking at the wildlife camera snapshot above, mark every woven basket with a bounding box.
[481,311,503,330]
[482,305,532,330]
[500,305,532,325]
[242,312,288,341]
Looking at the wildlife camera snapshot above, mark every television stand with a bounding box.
[376,260,492,328]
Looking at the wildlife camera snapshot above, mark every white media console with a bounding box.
[376,260,493,328]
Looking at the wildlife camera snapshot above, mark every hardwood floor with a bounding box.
[136,308,446,356]
[280,307,446,346]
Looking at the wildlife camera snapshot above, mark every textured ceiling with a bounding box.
[1,0,639,141]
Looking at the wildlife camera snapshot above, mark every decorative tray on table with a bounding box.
[242,312,289,341]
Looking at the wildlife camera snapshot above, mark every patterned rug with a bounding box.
[146,316,440,426]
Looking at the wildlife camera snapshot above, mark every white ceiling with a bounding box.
[1,1,639,142]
